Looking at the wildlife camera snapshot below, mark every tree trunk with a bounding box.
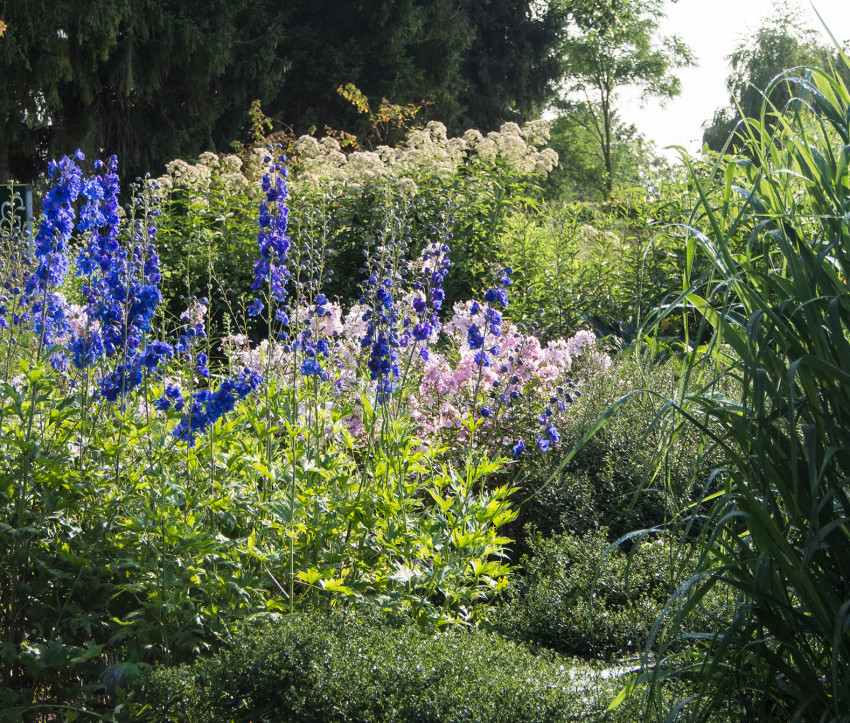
[0,132,10,183]
[602,92,613,198]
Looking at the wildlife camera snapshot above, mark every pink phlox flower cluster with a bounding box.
[343,303,370,348]
[414,303,612,452]
[180,299,208,327]
[65,300,100,341]
[565,329,595,357]
[343,414,365,438]
[564,329,612,374]
[509,336,572,385]
[222,336,291,377]
[305,300,344,337]
[442,300,479,344]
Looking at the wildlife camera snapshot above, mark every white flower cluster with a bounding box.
[152,120,558,201]
[294,120,558,191]
[154,150,250,201]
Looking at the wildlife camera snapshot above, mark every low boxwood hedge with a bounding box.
[497,527,675,657]
[132,611,638,722]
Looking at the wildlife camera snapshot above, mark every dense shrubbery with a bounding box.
[2,47,849,721]
[509,351,722,546]
[498,527,676,656]
[495,196,690,342]
[134,611,635,722]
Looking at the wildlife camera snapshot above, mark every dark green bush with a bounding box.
[134,611,632,722]
[514,352,722,544]
[498,527,675,657]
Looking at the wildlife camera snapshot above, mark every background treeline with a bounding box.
[0,0,573,182]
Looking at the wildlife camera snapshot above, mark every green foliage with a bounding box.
[134,610,629,722]
[0,361,286,716]
[496,197,689,342]
[498,527,677,656]
[543,108,677,202]
[0,353,518,712]
[513,352,719,543]
[703,0,850,152]
[558,0,693,196]
[639,54,850,721]
[154,157,261,341]
[0,169,525,716]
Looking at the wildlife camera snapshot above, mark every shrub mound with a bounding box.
[135,612,629,722]
[514,352,719,546]
[498,527,675,656]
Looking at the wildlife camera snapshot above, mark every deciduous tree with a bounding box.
[558,0,692,197]
[702,0,848,152]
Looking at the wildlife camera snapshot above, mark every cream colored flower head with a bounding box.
[198,151,220,169]
[522,120,551,145]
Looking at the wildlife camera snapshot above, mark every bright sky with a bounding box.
[618,0,850,157]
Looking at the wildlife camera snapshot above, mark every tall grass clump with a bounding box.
[634,54,850,721]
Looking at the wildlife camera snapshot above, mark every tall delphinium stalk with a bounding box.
[20,154,81,363]
[357,184,411,409]
[287,184,341,576]
[394,206,452,418]
[1,151,85,693]
[344,182,415,549]
[463,266,513,459]
[286,181,336,453]
[70,164,177,499]
[69,160,176,410]
[246,147,299,607]
[70,155,120,465]
[12,152,85,512]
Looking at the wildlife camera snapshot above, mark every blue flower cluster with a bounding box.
[531,382,582,452]
[357,190,418,402]
[467,266,512,368]
[18,152,84,347]
[497,366,580,460]
[295,294,332,380]
[172,367,263,446]
[154,383,185,414]
[13,150,264,448]
[249,151,290,315]
[405,232,451,362]
[464,274,584,461]
[66,160,170,400]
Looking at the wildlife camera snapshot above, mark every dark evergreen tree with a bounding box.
[0,0,286,181]
[450,0,566,131]
[262,0,471,139]
[0,0,567,182]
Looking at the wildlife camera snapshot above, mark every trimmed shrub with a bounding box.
[513,351,723,545]
[498,527,675,657]
[134,611,631,722]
